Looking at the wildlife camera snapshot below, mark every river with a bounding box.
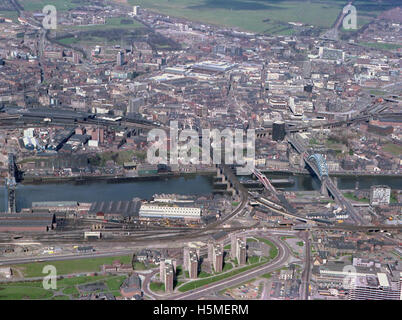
[1,173,400,212]
[1,175,214,212]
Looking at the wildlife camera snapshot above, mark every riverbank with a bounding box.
[0,175,215,212]
[18,170,216,185]
[17,169,402,186]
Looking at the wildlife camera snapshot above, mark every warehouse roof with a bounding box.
[89,199,141,218]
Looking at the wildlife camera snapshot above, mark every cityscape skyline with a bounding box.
[0,0,400,305]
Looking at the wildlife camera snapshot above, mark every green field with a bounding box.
[247,255,261,264]
[383,143,402,156]
[89,150,146,167]
[222,262,233,272]
[127,0,399,34]
[57,35,122,46]
[150,282,165,292]
[19,0,80,12]
[343,192,370,203]
[0,274,126,300]
[198,271,212,278]
[6,255,132,278]
[62,17,145,31]
[255,237,279,260]
[0,285,53,300]
[260,272,272,279]
[0,10,19,22]
[358,42,402,51]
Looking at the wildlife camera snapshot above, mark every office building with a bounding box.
[272,121,286,141]
[128,97,144,115]
[370,185,391,206]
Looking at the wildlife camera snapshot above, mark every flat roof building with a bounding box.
[349,273,401,300]
[0,213,55,232]
[139,204,201,221]
[89,199,142,220]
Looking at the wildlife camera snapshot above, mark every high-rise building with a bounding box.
[288,97,304,117]
[159,258,166,281]
[73,52,80,64]
[208,242,223,273]
[272,121,286,142]
[90,128,104,144]
[128,97,144,116]
[208,242,214,261]
[183,247,199,279]
[133,6,140,16]
[236,238,247,265]
[230,234,237,259]
[117,51,124,66]
[183,247,190,271]
[189,252,198,279]
[164,267,174,293]
[161,258,176,293]
[230,233,246,259]
[212,244,223,273]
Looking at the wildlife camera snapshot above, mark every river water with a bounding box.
[1,174,400,212]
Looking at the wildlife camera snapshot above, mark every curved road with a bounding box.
[173,236,289,300]
[142,235,289,300]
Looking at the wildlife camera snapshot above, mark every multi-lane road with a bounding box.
[300,233,311,300]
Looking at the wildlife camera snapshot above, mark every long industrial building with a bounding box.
[139,204,201,221]
[0,213,56,232]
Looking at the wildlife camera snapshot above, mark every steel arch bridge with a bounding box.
[308,154,329,179]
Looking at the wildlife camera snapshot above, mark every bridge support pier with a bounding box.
[299,154,305,168]
[226,182,236,197]
[321,182,328,197]
[216,167,226,182]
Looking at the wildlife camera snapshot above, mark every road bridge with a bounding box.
[287,135,365,225]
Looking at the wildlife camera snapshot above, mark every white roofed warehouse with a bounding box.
[139,204,201,221]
